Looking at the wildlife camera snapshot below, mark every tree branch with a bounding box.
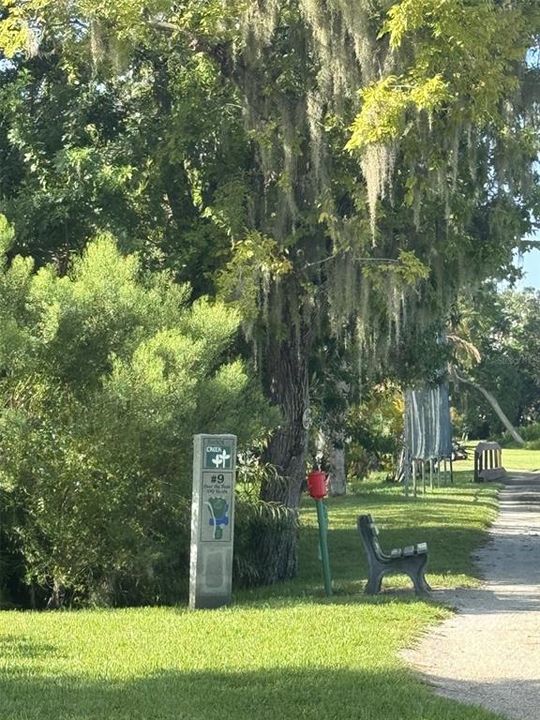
[149,20,180,34]
[450,367,525,445]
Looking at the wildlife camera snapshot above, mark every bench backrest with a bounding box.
[474,441,504,481]
[358,514,385,562]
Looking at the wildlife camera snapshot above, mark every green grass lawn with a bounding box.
[4,454,539,720]
[502,448,540,471]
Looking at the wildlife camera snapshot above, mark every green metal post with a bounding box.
[315,499,332,596]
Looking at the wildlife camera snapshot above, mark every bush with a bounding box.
[0,232,278,607]
[520,422,540,443]
[499,422,540,449]
[233,456,297,587]
[345,382,404,481]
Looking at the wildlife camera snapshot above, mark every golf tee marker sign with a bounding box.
[189,434,237,609]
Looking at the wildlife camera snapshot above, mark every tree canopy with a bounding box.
[0,1,538,587]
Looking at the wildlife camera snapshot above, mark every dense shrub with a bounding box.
[233,456,298,587]
[0,231,278,607]
[499,422,540,450]
[345,383,404,481]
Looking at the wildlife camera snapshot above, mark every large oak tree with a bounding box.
[1,1,538,583]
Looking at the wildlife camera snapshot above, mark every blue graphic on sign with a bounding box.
[206,497,229,540]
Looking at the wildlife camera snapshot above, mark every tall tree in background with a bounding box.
[451,285,540,440]
[0,1,538,582]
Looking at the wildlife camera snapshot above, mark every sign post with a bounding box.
[306,469,332,597]
[189,434,237,609]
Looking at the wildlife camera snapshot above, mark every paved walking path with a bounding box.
[404,472,540,720]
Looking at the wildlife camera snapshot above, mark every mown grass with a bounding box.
[0,601,502,720]
[484,445,540,472]
[4,455,539,720]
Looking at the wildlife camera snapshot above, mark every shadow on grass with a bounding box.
[329,492,498,514]
[235,582,438,610]
[0,652,503,720]
[0,635,60,659]
[340,498,499,519]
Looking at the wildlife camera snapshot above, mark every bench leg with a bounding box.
[410,572,431,594]
[365,570,384,595]
[410,557,431,594]
[365,557,431,596]
[420,569,432,592]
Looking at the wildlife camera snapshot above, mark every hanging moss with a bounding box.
[361,143,396,240]
[217,0,540,386]
[242,1,393,227]
[237,0,416,365]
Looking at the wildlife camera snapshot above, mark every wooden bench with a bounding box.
[474,441,506,482]
[357,515,431,595]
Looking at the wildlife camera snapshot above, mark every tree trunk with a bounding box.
[46,579,65,610]
[328,443,347,496]
[258,320,312,584]
[452,371,525,445]
[316,425,347,496]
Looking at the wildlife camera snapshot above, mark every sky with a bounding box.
[515,236,540,290]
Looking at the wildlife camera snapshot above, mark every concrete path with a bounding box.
[404,472,540,720]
